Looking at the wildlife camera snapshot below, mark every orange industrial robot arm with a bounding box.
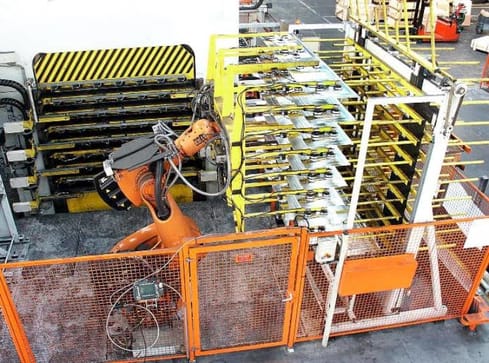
[95,119,222,252]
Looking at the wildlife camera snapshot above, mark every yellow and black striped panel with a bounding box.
[33,44,195,84]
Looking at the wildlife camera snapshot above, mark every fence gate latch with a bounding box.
[282,292,293,302]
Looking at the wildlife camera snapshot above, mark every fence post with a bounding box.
[0,271,35,362]
[478,176,489,194]
[461,246,489,315]
[287,228,312,349]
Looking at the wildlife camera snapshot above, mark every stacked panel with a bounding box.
[27,45,198,212]
[209,33,357,231]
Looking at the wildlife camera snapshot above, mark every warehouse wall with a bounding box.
[0,0,238,79]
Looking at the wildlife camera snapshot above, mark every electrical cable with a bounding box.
[227,196,245,222]
[152,125,183,216]
[106,243,187,351]
[294,214,311,229]
[229,88,248,185]
[242,190,276,202]
[191,83,215,121]
[106,303,159,353]
[157,134,231,197]
[160,282,183,301]
[155,159,169,219]
[0,98,29,120]
[168,155,230,197]
[164,163,180,193]
[0,79,29,107]
[152,117,232,198]
[136,325,147,360]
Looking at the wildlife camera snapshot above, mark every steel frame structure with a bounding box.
[286,20,469,345]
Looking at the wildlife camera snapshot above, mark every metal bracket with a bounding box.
[282,292,293,302]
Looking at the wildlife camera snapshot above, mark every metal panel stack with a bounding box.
[8,45,198,213]
[208,33,357,232]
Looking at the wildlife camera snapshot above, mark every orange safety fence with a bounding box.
[297,217,489,341]
[442,167,489,217]
[0,249,188,363]
[182,228,308,360]
[0,305,19,362]
[1,178,489,362]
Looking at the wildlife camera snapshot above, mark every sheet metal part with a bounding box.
[293,25,483,227]
[209,32,356,231]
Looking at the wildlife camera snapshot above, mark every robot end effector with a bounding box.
[94,118,228,251]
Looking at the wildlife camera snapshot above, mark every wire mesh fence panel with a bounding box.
[297,217,489,340]
[296,254,333,338]
[3,252,186,362]
[437,168,488,219]
[0,305,20,363]
[193,242,294,351]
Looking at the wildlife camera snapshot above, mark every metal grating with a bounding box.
[4,252,186,362]
[297,256,332,338]
[195,244,292,350]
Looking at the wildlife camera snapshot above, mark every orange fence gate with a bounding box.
[182,228,308,360]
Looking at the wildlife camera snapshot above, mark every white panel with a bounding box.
[465,219,489,249]
[3,122,25,134]
[6,150,28,162]
[0,0,239,78]
[12,202,32,213]
[9,177,30,189]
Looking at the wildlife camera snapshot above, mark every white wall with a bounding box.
[0,0,239,79]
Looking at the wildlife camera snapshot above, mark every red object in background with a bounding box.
[417,3,466,42]
[481,54,489,90]
[418,17,461,42]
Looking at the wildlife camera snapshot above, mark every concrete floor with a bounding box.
[4,1,489,362]
[196,320,489,363]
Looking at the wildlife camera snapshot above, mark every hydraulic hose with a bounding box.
[155,159,170,219]
[0,79,29,108]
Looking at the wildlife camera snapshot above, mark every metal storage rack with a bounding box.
[6,45,199,213]
[207,32,357,232]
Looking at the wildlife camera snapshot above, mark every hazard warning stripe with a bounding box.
[33,45,195,85]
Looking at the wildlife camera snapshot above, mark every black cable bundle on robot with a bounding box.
[191,83,217,121]
[0,79,30,121]
[155,159,170,219]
